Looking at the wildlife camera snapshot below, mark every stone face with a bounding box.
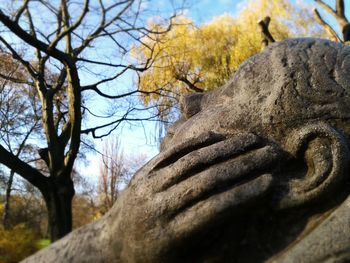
[22,38,350,263]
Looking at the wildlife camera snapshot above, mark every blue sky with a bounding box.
[187,0,240,22]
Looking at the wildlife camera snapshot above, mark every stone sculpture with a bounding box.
[22,38,350,263]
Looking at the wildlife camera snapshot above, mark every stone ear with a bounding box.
[279,123,350,208]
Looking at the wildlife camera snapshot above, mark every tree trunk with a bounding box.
[2,170,14,229]
[42,176,75,242]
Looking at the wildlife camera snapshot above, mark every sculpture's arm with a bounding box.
[22,132,282,263]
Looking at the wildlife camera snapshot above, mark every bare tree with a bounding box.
[98,138,125,214]
[0,0,178,241]
[97,137,148,214]
[314,0,350,42]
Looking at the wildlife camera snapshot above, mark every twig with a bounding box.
[257,16,275,49]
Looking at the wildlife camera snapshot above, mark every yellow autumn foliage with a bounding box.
[0,224,39,263]
[133,0,326,120]
[0,203,4,218]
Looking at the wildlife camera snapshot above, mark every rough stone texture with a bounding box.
[22,38,350,262]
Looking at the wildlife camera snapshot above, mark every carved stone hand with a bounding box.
[113,132,282,262]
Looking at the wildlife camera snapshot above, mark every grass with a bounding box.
[36,239,50,249]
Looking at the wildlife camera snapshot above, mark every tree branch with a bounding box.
[313,8,343,42]
[25,6,44,70]
[0,10,70,62]
[14,0,30,23]
[336,0,345,18]
[175,75,203,93]
[314,0,337,16]
[52,67,67,92]
[48,0,89,51]
[58,119,71,148]
[258,16,275,49]
[0,36,37,78]
[81,84,170,100]
[80,65,148,93]
[73,0,134,56]
[0,72,33,85]
[62,64,81,176]
[0,144,48,189]
[60,0,73,54]
[81,106,163,139]
[343,24,350,42]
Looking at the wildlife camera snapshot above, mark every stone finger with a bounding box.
[151,133,262,193]
[168,173,273,241]
[155,145,279,217]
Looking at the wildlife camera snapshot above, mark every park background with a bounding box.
[0,0,348,262]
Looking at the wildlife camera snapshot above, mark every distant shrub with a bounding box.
[0,224,39,263]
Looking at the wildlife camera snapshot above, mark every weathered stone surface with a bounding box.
[22,38,350,262]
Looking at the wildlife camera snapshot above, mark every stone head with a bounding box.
[162,38,350,208]
[158,38,350,261]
